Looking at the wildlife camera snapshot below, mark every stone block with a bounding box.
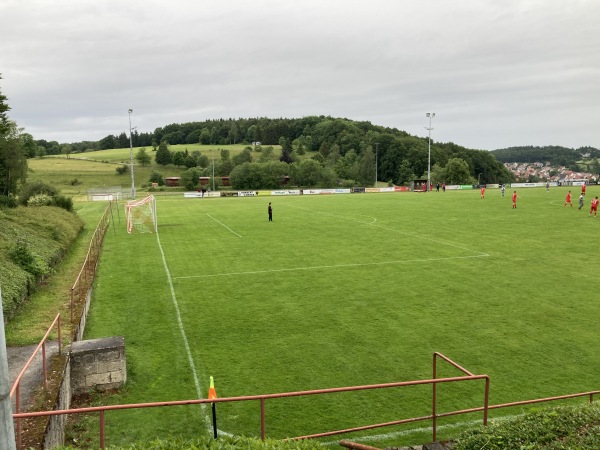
[71,336,126,394]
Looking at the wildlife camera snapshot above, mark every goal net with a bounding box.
[125,195,157,234]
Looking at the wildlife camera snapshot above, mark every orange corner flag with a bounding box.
[208,376,217,400]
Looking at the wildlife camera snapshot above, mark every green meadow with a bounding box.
[28,144,284,200]
[77,186,600,448]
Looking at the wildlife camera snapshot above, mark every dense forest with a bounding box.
[492,146,600,166]
[33,116,513,187]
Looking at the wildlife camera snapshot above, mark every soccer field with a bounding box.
[83,187,600,447]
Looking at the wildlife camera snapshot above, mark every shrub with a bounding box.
[70,178,81,186]
[27,194,53,207]
[19,182,58,206]
[9,238,49,277]
[116,164,129,175]
[454,404,600,450]
[52,194,74,212]
[0,195,17,209]
[149,171,165,186]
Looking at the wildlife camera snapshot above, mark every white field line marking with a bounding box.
[288,204,488,256]
[206,214,242,237]
[155,230,212,431]
[173,254,489,280]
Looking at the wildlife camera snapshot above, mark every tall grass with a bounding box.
[80,187,600,448]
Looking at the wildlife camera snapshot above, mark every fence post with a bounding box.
[483,376,489,426]
[58,315,62,355]
[42,343,47,390]
[99,410,105,449]
[432,353,438,442]
[260,399,266,441]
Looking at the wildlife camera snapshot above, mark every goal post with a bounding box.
[125,195,157,234]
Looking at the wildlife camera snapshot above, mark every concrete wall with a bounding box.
[43,356,71,449]
[73,288,92,342]
[70,337,126,395]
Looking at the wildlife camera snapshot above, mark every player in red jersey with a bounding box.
[564,191,573,207]
[480,186,485,199]
[512,191,518,208]
[582,182,586,196]
[590,196,598,217]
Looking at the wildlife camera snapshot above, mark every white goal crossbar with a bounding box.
[125,195,157,234]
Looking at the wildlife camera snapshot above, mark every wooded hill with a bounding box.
[45,116,512,186]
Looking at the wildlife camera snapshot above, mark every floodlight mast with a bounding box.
[425,113,435,192]
[128,109,136,199]
[375,143,379,186]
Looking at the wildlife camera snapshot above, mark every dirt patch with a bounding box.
[7,342,65,449]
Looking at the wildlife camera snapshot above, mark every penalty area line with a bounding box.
[174,254,490,280]
[207,214,242,237]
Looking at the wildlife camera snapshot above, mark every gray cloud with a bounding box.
[1,0,598,150]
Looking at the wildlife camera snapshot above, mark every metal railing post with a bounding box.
[260,398,266,441]
[99,410,105,449]
[483,376,489,425]
[15,384,21,449]
[70,287,74,323]
[432,353,438,442]
[42,343,47,389]
[58,315,62,355]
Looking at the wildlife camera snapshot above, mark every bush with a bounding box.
[116,164,129,175]
[9,238,49,277]
[0,195,17,209]
[52,194,74,212]
[70,178,81,186]
[27,194,53,207]
[454,403,600,450]
[19,182,58,206]
[149,171,165,186]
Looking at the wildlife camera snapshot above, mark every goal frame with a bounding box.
[125,195,157,234]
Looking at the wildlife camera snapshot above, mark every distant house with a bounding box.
[165,177,180,187]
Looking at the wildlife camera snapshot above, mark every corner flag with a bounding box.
[208,376,218,438]
[208,376,217,400]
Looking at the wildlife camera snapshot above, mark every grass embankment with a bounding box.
[3,201,107,344]
[0,206,83,324]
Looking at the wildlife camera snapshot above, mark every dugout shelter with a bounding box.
[411,179,428,192]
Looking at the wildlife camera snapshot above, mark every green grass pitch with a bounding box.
[82,187,600,447]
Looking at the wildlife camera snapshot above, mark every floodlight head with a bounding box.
[128,109,133,113]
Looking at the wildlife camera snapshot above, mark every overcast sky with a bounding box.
[1,0,598,150]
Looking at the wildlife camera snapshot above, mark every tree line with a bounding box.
[69,117,514,187]
[492,145,600,168]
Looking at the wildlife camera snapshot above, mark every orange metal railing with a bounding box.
[9,313,61,449]
[13,353,491,448]
[12,352,600,448]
